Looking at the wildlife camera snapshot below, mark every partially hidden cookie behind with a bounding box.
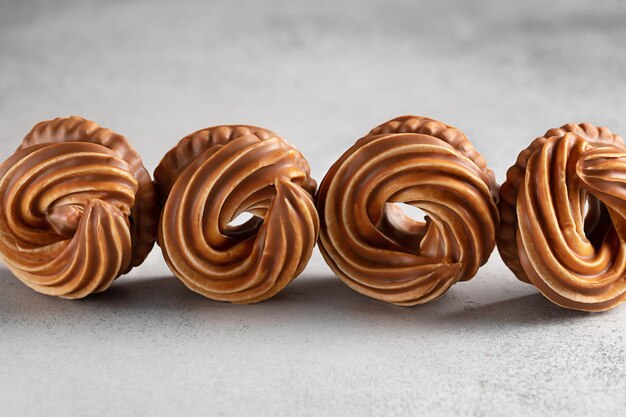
[0,116,158,299]
[154,125,319,304]
[316,115,499,306]
[498,123,626,311]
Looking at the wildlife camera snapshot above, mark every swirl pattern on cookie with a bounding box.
[316,115,499,305]
[0,116,158,298]
[498,123,626,311]
[155,125,319,303]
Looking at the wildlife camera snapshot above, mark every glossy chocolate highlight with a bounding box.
[155,125,319,303]
[498,123,626,311]
[0,116,158,298]
[316,115,499,305]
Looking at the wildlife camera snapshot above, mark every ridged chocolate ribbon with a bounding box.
[0,116,157,298]
[499,123,626,311]
[317,116,499,305]
[155,125,319,303]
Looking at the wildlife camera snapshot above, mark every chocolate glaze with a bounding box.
[498,123,626,311]
[316,115,499,305]
[0,116,158,298]
[155,125,319,303]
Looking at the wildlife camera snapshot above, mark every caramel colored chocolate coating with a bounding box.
[317,115,499,305]
[498,123,626,311]
[155,125,319,303]
[0,116,158,298]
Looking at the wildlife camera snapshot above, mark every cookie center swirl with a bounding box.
[518,133,626,292]
[582,195,611,251]
[156,126,319,304]
[0,142,138,298]
[317,116,499,306]
[379,203,428,253]
[508,131,626,311]
[19,116,159,272]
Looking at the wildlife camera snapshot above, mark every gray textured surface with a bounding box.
[0,0,625,416]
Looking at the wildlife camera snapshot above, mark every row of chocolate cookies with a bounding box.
[0,115,624,312]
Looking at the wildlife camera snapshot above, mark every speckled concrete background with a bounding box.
[0,0,625,416]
